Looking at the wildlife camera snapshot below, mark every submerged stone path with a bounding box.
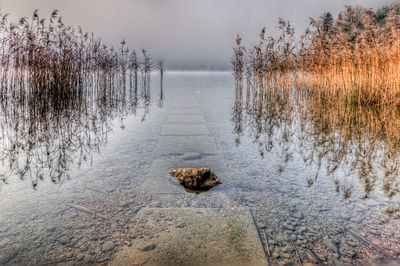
[142,94,222,193]
[112,92,268,265]
[111,208,267,266]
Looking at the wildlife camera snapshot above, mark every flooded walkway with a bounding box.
[125,91,268,264]
[144,93,222,193]
[112,208,267,266]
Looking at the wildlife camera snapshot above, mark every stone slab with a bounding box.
[180,152,202,160]
[170,108,203,115]
[111,207,268,266]
[153,136,217,155]
[173,100,199,105]
[167,114,206,125]
[142,158,227,194]
[173,99,198,103]
[161,124,210,136]
[174,96,197,100]
[171,104,199,109]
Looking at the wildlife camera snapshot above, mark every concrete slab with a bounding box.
[153,136,217,155]
[161,124,210,136]
[173,99,198,105]
[180,152,202,160]
[171,103,200,109]
[174,96,197,100]
[167,114,206,125]
[142,158,226,194]
[111,207,268,266]
[174,96,196,99]
[170,108,203,115]
[173,98,198,103]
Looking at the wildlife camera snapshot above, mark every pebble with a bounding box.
[97,256,109,263]
[278,259,292,266]
[176,223,186,228]
[347,240,357,247]
[102,241,116,252]
[339,212,350,221]
[149,201,161,207]
[0,238,10,246]
[258,223,267,229]
[65,252,73,258]
[76,254,84,261]
[59,236,70,245]
[333,259,343,265]
[283,224,296,231]
[292,212,304,219]
[83,255,93,263]
[139,243,156,251]
[272,252,280,259]
[119,201,129,208]
[323,236,338,253]
[47,226,57,232]
[298,226,307,234]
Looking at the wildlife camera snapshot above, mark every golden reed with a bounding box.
[233,5,400,108]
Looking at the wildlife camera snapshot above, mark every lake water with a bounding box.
[1,71,400,265]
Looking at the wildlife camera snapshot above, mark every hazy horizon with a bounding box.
[0,0,396,70]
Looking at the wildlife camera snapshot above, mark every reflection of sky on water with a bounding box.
[1,72,400,265]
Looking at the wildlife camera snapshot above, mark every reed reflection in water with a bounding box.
[232,77,400,204]
[0,74,164,190]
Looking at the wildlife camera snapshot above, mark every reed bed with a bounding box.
[0,9,163,103]
[232,3,400,198]
[233,76,400,199]
[0,9,165,188]
[233,4,400,108]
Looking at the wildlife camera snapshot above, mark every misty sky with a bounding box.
[0,0,396,69]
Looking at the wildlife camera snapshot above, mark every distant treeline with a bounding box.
[233,4,400,107]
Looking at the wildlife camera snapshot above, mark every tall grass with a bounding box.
[0,9,165,188]
[0,9,163,103]
[232,75,400,199]
[233,4,400,107]
[232,4,400,198]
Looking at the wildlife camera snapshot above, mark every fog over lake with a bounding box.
[0,1,396,68]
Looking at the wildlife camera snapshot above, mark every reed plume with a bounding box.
[233,4,400,108]
[0,9,165,188]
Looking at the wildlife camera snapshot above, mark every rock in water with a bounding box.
[168,168,222,190]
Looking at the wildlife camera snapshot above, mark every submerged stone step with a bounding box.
[154,136,217,155]
[167,114,206,124]
[174,96,197,100]
[172,100,200,107]
[161,124,210,136]
[170,108,203,115]
[111,207,268,266]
